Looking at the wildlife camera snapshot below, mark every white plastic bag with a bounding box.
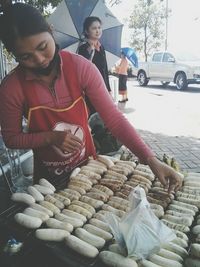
[105,186,176,260]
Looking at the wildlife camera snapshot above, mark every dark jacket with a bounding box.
[78,42,111,92]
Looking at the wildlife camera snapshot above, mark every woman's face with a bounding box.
[13,32,56,71]
[86,20,102,41]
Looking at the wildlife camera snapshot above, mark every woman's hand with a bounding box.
[59,131,83,153]
[147,156,183,193]
[48,131,83,154]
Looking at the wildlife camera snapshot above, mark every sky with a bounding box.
[107,0,200,56]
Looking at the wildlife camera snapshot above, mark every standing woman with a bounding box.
[116,52,129,103]
[0,3,182,192]
[77,16,111,115]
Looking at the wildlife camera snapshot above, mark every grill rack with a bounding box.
[0,197,104,267]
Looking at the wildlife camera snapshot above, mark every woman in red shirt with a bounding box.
[0,3,182,192]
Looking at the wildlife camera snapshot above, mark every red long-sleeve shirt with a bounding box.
[0,51,154,163]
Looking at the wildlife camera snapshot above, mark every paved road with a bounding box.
[119,79,200,138]
[116,79,200,172]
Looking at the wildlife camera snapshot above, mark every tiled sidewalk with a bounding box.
[138,129,200,173]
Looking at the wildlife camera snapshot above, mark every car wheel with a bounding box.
[175,73,188,90]
[161,81,170,87]
[138,71,149,86]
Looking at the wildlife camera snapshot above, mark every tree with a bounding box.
[0,0,62,13]
[108,0,122,6]
[129,0,168,61]
[24,0,62,13]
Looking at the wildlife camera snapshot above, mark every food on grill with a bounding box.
[71,200,95,215]
[190,243,200,258]
[161,219,190,233]
[67,185,86,195]
[161,242,188,258]
[46,218,73,232]
[23,207,49,222]
[75,227,105,249]
[133,170,154,181]
[35,228,70,241]
[107,200,129,212]
[58,190,80,201]
[79,195,104,209]
[85,191,108,202]
[80,165,104,175]
[162,214,193,227]
[53,193,71,206]
[69,167,81,178]
[44,195,65,209]
[39,178,56,192]
[168,204,195,216]
[139,259,162,266]
[102,204,125,217]
[34,184,54,195]
[149,203,164,218]
[93,184,114,196]
[27,186,44,202]
[14,213,42,229]
[67,204,93,219]
[83,224,112,241]
[109,196,129,206]
[68,180,92,191]
[87,163,107,173]
[62,209,87,223]
[192,225,200,235]
[55,213,83,228]
[39,200,61,215]
[174,230,189,241]
[7,155,200,266]
[172,238,188,248]
[108,243,126,256]
[148,254,183,267]
[130,175,152,186]
[11,192,35,205]
[106,170,127,181]
[97,155,114,168]
[79,169,101,180]
[70,173,93,185]
[93,212,107,222]
[65,235,99,258]
[89,218,111,233]
[30,203,53,217]
[99,251,138,267]
[157,248,183,262]
[176,196,200,208]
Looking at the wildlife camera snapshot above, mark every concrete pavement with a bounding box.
[116,78,200,173]
[138,129,200,173]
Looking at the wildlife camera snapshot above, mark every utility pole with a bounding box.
[165,0,168,51]
[160,0,168,50]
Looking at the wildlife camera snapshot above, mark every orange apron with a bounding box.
[19,51,96,181]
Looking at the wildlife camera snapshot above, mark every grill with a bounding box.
[0,187,104,267]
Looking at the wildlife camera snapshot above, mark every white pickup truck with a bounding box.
[135,51,200,90]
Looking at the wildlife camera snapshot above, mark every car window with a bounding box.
[152,53,163,62]
[163,53,174,62]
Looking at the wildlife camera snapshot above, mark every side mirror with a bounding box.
[168,57,175,63]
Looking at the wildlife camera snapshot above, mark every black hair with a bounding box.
[0,3,51,52]
[83,16,102,38]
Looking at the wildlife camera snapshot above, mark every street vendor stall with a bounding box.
[0,147,200,267]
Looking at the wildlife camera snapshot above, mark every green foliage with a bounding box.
[24,0,62,13]
[3,46,13,62]
[129,0,169,61]
[108,0,122,6]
